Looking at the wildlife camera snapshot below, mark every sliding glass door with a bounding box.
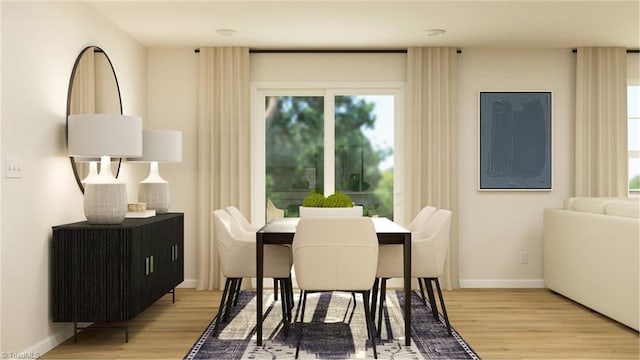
[254,86,401,222]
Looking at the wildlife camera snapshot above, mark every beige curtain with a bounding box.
[575,47,628,197]
[405,47,459,289]
[70,49,96,174]
[70,48,96,114]
[196,47,251,290]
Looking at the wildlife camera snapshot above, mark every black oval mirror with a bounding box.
[66,46,123,193]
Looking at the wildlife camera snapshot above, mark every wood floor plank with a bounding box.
[41,288,639,359]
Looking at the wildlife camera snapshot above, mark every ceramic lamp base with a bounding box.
[84,182,127,224]
[139,182,170,214]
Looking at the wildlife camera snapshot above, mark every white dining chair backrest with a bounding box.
[292,217,378,291]
[414,209,452,277]
[226,206,260,232]
[267,198,285,222]
[213,209,256,278]
[213,209,292,279]
[406,206,437,233]
[376,209,452,278]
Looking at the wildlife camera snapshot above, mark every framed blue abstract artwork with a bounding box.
[479,91,552,191]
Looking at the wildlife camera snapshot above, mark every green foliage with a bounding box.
[373,169,394,217]
[301,191,354,208]
[630,175,640,190]
[302,191,325,207]
[323,192,354,208]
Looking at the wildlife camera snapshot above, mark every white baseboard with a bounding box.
[177,278,198,288]
[459,279,545,288]
[23,322,91,358]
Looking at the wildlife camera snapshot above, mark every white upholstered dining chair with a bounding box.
[406,205,437,232]
[225,205,260,232]
[370,205,437,313]
[404,205,437,304]
[266,198,285,222]
[212,209,293,335]
[292,217,379,359]
[225,205,293,304]
[375,209,453,336]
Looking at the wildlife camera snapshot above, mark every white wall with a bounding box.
[457,49,574,287]
[0,0,4,352]
[1,1,146,354]
[146,49,199,286]
[251,52,406,82]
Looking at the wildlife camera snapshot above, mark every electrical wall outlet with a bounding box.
[520,251,529,264]
[5,156,23,178]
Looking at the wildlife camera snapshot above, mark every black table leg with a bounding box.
[403,232,411,346]
[256,232,264,346]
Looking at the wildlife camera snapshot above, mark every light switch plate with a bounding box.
[5,156,23,178]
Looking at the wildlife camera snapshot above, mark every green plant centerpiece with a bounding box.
[302,191,354,208]
[324,192,354,207]
[299,191,362,217]
[301,191,327,207]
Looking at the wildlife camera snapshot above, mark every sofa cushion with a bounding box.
[564,197,613,210]
[605,202,640,218]
[571,198,609,214]
[565,197,639,215]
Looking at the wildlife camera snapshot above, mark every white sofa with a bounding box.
[544,197,639,331]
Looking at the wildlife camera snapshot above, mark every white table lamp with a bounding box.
[68,113,142,224]
[128,130,182,214]
[73,158,99,184]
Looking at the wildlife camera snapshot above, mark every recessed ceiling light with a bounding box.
[425,29,446,37]
[216,28,237,36]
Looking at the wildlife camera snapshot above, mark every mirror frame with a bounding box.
[66,46,123,193]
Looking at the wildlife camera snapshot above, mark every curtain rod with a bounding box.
[194,48,638,54]
[572,49,639,53]
[194,48,463,54]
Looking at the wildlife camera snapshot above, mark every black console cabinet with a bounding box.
[52,213,184,341]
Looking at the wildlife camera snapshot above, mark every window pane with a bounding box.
[628,86,640,118]
[334,95,394,218]
[629,118,640,152]
[629,158,640,192]
[265,96,324,219]
[628,86,640,153]
[629,86,640,195]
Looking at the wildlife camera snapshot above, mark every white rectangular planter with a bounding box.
[299,205,363,217]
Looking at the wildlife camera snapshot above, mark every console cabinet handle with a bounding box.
[145,255,155,275]
[171,244,179,262]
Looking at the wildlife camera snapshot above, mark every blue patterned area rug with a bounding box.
[185,290,480,359]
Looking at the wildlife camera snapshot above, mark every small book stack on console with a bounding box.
[126,202,156,218]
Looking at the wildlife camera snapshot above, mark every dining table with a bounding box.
[255,216,412,346]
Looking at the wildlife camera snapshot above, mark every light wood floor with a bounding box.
[41,288,639,359]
